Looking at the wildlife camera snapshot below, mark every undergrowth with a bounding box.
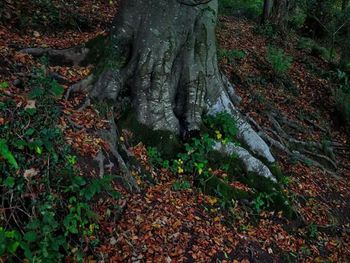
[267,46,293,76]
[0,66,120,261]
[147,112,293,216]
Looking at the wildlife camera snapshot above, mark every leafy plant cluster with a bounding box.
[217,48,246,64]
[266,46,293,76]
[147,113,292,215]
[0,67,120,261]
[147,112,238,191]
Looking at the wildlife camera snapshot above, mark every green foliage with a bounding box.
[23,0,88,30]
[0,66,120,261]
[252,192,277,214]
[218,48,246,63]
[266,46,293,76]
[147,112,239,189]
[204,112,238,144]
[297,37,317,50]
[289,7,307,29]
[256,23,278,38]
[147,147,165,168]
[218,0,263,19]
[0,139,19,169]
[146,112,291,214]
[172,180,191,191]
[335,70,350,127]
[307,223,319,239]
[0,81,9,90]
[297,38,334,61]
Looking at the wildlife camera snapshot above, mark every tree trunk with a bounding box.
[269,0,288,29]
[341,23,350,71]
[262,0,273,24]
[342,0,349,11]
[90,0,276,173]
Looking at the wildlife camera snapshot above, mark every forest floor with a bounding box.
[1,1,350,262]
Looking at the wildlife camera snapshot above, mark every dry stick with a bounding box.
[66,116,85,130]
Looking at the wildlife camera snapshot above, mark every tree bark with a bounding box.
[341,22,350,70]
[269,0,288,29]
[262,0,273,24]
[89,0,276,171]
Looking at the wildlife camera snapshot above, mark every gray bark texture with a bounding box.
[91,0,276,178]
[94,0,226,133]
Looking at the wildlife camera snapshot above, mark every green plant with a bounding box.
[147,146,164,167]
[204,112,238,144]
[0,66,120,261]
[0,81,9,90]
[219,0,263,19]
[266,46,293,76]
[172,180,191,191]
[307,223,319,239]
[289,7,307,29]
[256,23,278,38]
[252,192,276,214]
[0,139,19,169]
[218,48,246,63]
[144,111,292,215]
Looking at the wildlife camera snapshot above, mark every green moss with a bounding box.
[240,172,295,218]
[207,150,295,217]
[81,34,108,66]
[199,175,250,204]
[117,110,182,159]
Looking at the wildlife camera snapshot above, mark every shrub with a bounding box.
[256,23,278,38]
[218,48,246,63]
[289,7,307,29]
[297,38,333,61]
[266,46,293,76]
[0,66,120,261]
[218,0,263,19]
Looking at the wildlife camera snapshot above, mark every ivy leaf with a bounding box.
[7,241,20,254]
[0,139,19,170]
[4,177,15,188]
[28,87,44,99]
[50,81,64,97]
[0,81,9,90]
[24,231,37,242]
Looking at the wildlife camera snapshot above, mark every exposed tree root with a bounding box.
[21,46,89,66]
[65,74,94,100]
[213,141,277,182]
[94,150,105,178]
[246,113,339,176]
[99,109,140,193]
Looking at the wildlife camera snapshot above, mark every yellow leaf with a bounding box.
[207,196,218,205]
